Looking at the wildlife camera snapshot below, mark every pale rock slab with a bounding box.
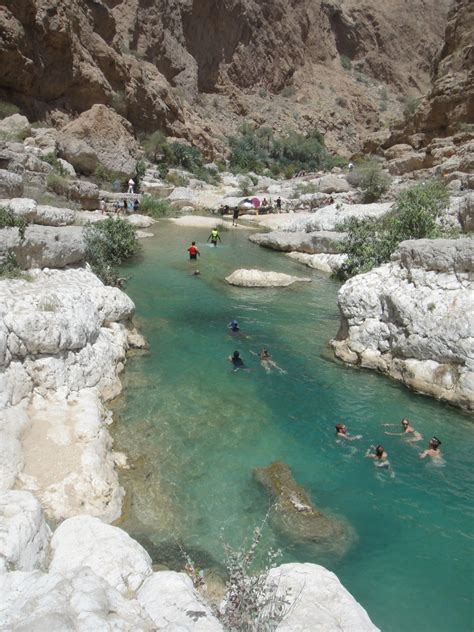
[0,400,30,489]
[250,230,344,254]
[0,490,51,572]
[0,114,30,140]
[0,169,23,197]
[50,516,152,596]
[126,214,156,228]
[138,571,223,631]
[270,563,380,631]
[226,269,311,287]
[0,568,155,631]
[331,238,474,410]
[287,252,348,274]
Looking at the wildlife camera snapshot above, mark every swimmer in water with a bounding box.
[384,417,423,442]
[192,269,201,276]
[229,350,245,371]
[365,444,390,467]
[207,228,221,246]
[187,241,200,260]
[335,423,362,441]
[419,436,442,460]
[251,348,285,374]
[228,320,240,334]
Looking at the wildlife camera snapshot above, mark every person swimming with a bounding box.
[250,348,285,374]
[419,436,442,460]
[365,444,390,468]
[384,417,423,441]
[229,350,245,370]
[335,423,362,441]
[228,320,240,333]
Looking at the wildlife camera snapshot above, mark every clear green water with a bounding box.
[112,221,473,632]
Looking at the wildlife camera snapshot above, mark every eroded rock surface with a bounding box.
[331,238,474,410]
[226,269,311,287]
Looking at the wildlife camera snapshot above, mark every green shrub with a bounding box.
[46,172,69,196]
[94,164,122,188]
[338,179,450,279]
[347,160,390,202]
[0,251,28,280]
[336,96,348,108]
[165,172,190,187]
[0,206,29,240]
[0,101,20,119]
[109,91,127,116]
[169,142,203,171]
[239,176,254,197]
[84,217,138,285]
[139,196,172,218]
[280,86,296,98]
[402,95,420,118]
[258,88,267,98]
[340,55,352,71]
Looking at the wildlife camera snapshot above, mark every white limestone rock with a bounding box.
[269,563,380,631]
[168,186,198,208]
[0,114,30,140]
[126,214,156,228]
[50,516,152,596]
[287,252,348,274]
[226,269,311,287]
[0,169,23,197]
[0,568,155,631]
[0,491,51,572]
[138,571,223,630]
[249,230,344,254]
[0,400,30,489]
[331,238,474,410]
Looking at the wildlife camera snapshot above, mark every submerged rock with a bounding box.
[254,461,352,553]
[331,238,474,410]
[226,269,311,287]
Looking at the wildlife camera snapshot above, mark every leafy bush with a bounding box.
[84,217,138,285]
[0,101,20,119]
[228,125,338,175]
[0,206,29,240]
[94,163,122,189]
[0,251,28,280]
[165,172,190,187]
[168,142,203,171]
[336,96,348,108]
[143,131,170,163]
[340,55,352,71]
[402,95,420,118]
[338,180,450,279]
[347,160,391,202]
[280,86,296,98]
[46,172,69,196]
[139,196,173,218]
[258,88,267,98]
[239,176,254,197]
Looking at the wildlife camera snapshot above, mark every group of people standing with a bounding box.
[335,417,443,475]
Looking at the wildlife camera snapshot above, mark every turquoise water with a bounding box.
[112,221,473,632]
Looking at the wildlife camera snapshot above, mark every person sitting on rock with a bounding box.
[384,417,422,441]
[419,436,442,460]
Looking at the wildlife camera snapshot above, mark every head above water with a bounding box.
[375,445,385,457]
[232,350,240,359]
[429,436,441,449]
[191,241,196,245]
[402,417,410,427]
[335,423,346,434]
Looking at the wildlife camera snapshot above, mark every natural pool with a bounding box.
[111,221,473,632]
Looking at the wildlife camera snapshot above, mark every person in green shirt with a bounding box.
[207,228,221,246]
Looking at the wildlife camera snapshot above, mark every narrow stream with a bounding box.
[111,221,473,632]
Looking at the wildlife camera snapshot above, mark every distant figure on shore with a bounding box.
[348,161,354,172]
[134,199,140,213]
[228,320,240,334]
[262,197,268,208]
[229,350,245,371]
[127,178,135,194]
[419,437,442,460]
[122,200,128,215]
[365,444,390,468]
[127,199,134,213]
[208,228,221,246]
[113,200,120,214]
[100,198,106,213]
[275,197,282,213]
[335,423,362,441]
[232,206,239,227]
[187,241,200,260]
[384,417,422,442]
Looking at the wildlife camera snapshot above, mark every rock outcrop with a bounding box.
[331,238,474,410]
[254,461,352,554]
[226,269,311,288]
[250,230,345,254]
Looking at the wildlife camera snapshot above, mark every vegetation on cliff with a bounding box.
[84,217,138,285]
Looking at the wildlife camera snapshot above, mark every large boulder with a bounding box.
[67,180,100,210]
[331,238,474,410]
[0,491,51,572]
[137,572,223,631]
[59,105,140,177]
[287,252,348,275]
[270,563,380,631]
[316,174,352,194]
[0,225,86,269]
[0,169,23,197]
[225,269,311,287]
[49,516,152,595]
[250,230,345,254]
[0,114,30,141]
[254,461,352,553]
[5,198,76,226]
[0,568,155,630]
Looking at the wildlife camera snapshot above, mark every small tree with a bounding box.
[84,217,138,285]
[348,160,391,202]
[0,206,29,240]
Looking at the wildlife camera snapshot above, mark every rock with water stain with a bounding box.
[226,269,311,288]
[254,461,352,553]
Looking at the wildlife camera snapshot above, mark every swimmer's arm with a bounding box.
[383,423,398,427]
[419,451,428,459]
[384,431,404,436]
[365,450,375,458]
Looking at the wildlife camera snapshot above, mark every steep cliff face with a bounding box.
[0,0,451,152]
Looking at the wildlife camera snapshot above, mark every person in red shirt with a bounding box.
[187,241,200,260]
